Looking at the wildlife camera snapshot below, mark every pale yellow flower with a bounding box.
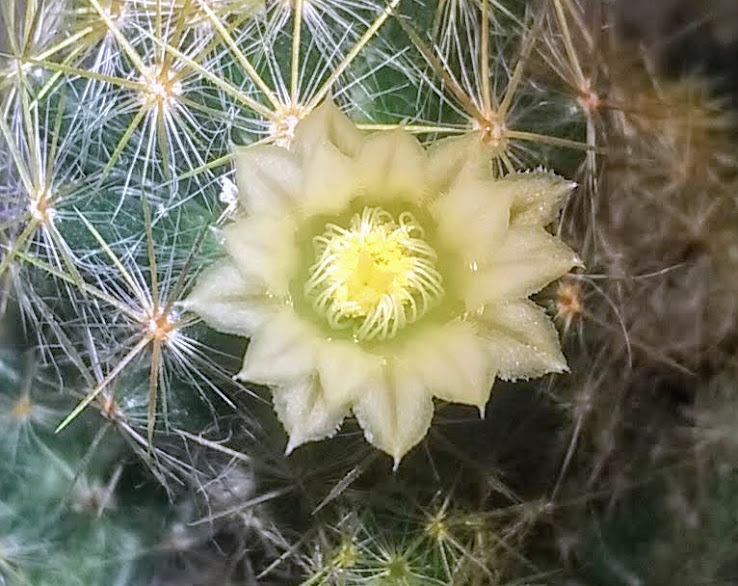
[185,102,581,465]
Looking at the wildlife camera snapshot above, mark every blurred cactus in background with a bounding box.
[1,0,738,584]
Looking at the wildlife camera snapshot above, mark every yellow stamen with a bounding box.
[305,207,444,341]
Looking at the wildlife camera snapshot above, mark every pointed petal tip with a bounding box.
[285,437,300,456]
[497,360,568,382]
[546,362,569,377]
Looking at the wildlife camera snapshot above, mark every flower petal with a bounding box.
[502,170,576,227]
[426,134,490,194]
[223,215,297,296]
[352,368,434,466]
[433,177,512,264]
[272,376,348,454]
[300,141,360,217]
[292,100,364,159]
[316,339,383,409]
[234,145,303,216]
[478,299,567,380]
[403,322,495,412]
[236,311,318,385]
[356,131,427,205]
[466,225,582,305]
[183,260,273,337]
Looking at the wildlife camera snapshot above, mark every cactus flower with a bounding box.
[185,102,581,465]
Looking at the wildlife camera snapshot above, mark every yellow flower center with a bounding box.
[305,207,444,341]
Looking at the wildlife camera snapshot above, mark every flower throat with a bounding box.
[304,206,444,341]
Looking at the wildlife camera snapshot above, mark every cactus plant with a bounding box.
[2,0,738,584]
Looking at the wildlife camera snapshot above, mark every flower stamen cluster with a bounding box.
[305,206,444,341]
